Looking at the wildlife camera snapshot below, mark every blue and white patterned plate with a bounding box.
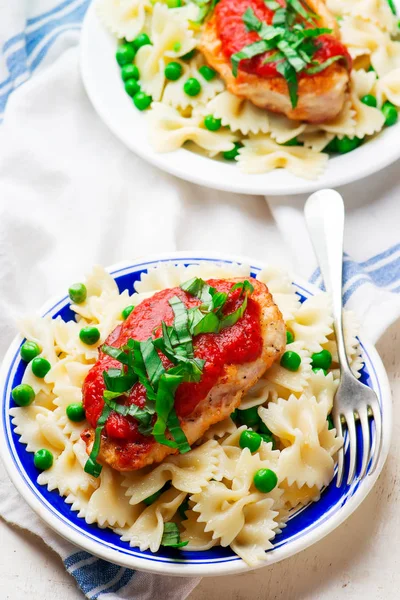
[0,253,392,577]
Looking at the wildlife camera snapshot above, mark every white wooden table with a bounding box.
[1,319,399,600]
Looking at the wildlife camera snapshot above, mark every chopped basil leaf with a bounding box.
[230,280,255,296]
[277,39,307,71]
[161,522,189,548]
[169,296,193,354]
[102,344,131,366]
[305,55,346,74]
[277,60,298,107]
[103,368,137,393]
[84,404,111,477]
[140,338,166,389]
[231,40,270,76]
[167,407,191,453]
[152,372,184,447]
[192,311,220,335]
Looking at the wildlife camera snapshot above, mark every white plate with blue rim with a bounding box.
[80,1,400,196]
[0,251,392,576]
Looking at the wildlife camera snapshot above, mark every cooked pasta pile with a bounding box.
[97,0,400,179]
[10,263,363,565]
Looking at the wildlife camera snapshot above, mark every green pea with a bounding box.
[239,430,262,453]
[223,142,242,161]
[311,349,332,370]
[259,421,272,435]
[34,448,53,470]
[253,468,278,493]
[199,65,216,81]
[133,91,152,110]
[143,489,163,505]
[68,283,87,304]
[116,44,135,66]
[126,77,141,96]
[125,78,140,97]
[66,402,86,422]
[165,62,183,81]
[31,357,51,378]
[181,49,196,60]
[20,341,41,363]
[121,64,140,81]
[324,137,338,153]
[183,77,201,97]
[361,94,377,108]
[259,433,277,449]
[173,42,182,53]
[122,305,135,320]
[382,101,398,126]
[280,351,301,371]
[79,326,101,346]
[286,330,294,345]
[312,367,328,376]
[336,136,363,154]
[167,0,181,6]
[327,414,334,430]
[204,115,222,131]
[238,406,260,427]
[133,33,151,51]
[12,384,35,407]
[178,498,189,520]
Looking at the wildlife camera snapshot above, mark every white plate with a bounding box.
[0,252,392,577]
[80,2,400,196]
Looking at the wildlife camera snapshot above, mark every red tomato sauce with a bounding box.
[82,279,263,450]
[214,0,351,79]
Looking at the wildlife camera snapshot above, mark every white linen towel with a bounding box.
[0,2,399,599]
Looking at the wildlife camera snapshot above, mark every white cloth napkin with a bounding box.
[0,2,399,599]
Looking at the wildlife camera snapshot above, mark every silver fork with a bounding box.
[304,189,383,486]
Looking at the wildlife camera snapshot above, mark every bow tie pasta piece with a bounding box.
[230,497,281,566]
[53,385,87,442]
[71,466,141,529]
[267,113,307,145]
[219,428,280,481]
[340,16,388,61]
[84,265,120,297]
[349,73,385,137]
[135,4,198,101]
[119,487,187,552]
[122,439,221,505]
[19,315,60,365]
[327,0,398,34]
[200,416,237,441]
[280,480,321,509]
[317,100,357,138]
[237,135,328,180]
[287,293,333,354]
[181,508,218,550]
[205,91,270,135]
[256,266,301,322]
[298,129,335,153]
[321,310,364,379]
[302,370,339,414]
[371,40,400,78]
[162,54,224,110]
[375,68,400,107]
[260,341,312,394]
[37,439,99,496]
[96,0,151,41]
[10,405,67,454]
[148,103,238,155]
[259,395,343,489]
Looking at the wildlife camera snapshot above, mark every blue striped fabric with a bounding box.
[0,0,89,122]
[309,243,400,303]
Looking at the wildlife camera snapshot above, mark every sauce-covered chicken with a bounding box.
[200,0,352,122]
[82,278,285,472]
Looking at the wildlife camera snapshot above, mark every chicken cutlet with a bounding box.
[82,277,285,472]
[199,0,352,123]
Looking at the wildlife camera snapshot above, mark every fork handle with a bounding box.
[304,189,352,376]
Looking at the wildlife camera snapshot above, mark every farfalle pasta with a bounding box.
[10,262,362,565]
